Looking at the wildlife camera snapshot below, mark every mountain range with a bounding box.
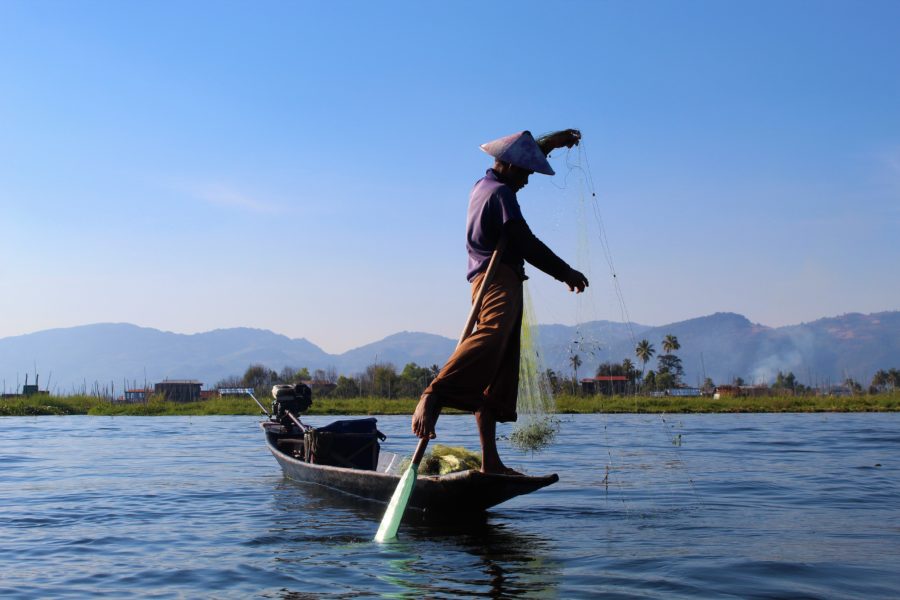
[1,311,897,394]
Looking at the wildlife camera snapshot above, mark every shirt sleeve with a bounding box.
[504,220,572,281]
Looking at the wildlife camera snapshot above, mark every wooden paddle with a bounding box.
[374,237,508,542]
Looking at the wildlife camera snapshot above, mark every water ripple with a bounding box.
[1,414,899,598]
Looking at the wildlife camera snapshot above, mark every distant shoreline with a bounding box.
[1,393,897,416]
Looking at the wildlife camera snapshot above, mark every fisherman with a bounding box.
[412,129,589,474]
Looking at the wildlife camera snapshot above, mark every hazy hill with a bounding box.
[0,324,330,394]
[336,331,457,373]
[0,312,897,394]
[554,311,900,387]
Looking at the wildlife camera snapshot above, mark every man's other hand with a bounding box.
[538,129,582,154]
[563,268,589,293]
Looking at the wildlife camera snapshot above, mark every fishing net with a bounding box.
[509,144,605,454]
[558,142,701,510]
[396,444,482,475]
[511,282,560,453]
[508,141,641,453]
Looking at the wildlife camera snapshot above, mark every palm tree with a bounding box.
[635,339,655,373]
[662,334,680,354]
[622,358,636,393]
[569,353,582,394]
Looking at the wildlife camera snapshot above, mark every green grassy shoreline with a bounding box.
[2,393,898,417]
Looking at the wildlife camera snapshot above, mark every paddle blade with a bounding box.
[374,463,418,542]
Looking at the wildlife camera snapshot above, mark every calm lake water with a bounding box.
[1,413,899,598]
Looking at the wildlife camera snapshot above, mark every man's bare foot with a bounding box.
[481,463,523,477]
[475,407,522,474]
[499,466,525,476]
[411,393,441,439]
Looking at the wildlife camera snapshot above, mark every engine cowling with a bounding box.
[271,384,312,427]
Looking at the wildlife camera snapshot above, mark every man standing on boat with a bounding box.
[412,129,588,474]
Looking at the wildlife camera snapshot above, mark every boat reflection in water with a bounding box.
[265,478,563,598]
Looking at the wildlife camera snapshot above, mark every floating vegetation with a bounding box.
[510,416,560,453]
[399,444,482,475]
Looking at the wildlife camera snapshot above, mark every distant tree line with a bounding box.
[215,361,440,400]
[215,336,900,400]
[562,333,686,393]
[564,334,900,396]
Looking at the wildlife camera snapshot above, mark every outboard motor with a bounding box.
[271,384,312,427]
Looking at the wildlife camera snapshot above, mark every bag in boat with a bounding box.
[304,418,387,471]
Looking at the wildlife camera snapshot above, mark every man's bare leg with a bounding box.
[475,407,523,475]
[412,393,441,439]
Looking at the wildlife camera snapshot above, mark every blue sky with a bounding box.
[1,1,898,353]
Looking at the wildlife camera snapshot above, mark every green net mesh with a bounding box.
[511,282,560,453]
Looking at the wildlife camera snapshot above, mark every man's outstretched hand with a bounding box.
[562,268,589,293]
[538,129,581,154]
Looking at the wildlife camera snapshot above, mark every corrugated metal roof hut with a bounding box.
[154,380,202,403]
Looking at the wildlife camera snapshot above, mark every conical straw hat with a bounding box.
[480,130,555,176]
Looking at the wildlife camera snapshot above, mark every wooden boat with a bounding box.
[262,419,559,513]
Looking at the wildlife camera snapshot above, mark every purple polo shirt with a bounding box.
[466,169,526,281]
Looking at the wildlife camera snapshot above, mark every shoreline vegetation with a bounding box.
[2,393,898,417]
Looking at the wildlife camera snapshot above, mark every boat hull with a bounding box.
[263,422,558,512]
